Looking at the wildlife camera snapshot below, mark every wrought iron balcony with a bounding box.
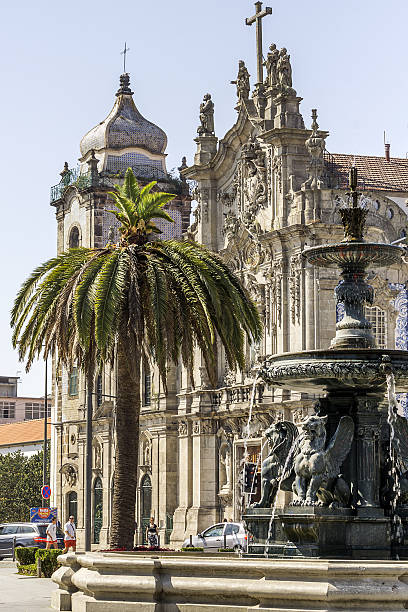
[50,166,92,204]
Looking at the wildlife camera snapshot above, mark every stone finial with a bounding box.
[302,109,326,190]
[87,150,99,186]
[116,73,134,96]
[197,93,215,136]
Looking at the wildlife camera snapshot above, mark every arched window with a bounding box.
[67,491,77,523]
[93,477,103,544]
[141,474,152,544]
[69,226,80,249]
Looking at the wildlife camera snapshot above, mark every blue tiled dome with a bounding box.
[80,74,167,157]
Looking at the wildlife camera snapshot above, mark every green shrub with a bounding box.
[17,563,37,576]
[217,547,235,553]
[181,546,204,552]
[35,548,63,577]
[15,546,37,565]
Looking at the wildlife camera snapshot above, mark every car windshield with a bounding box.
[0,525,18,535]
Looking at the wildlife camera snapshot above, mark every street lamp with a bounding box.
[43,355,48,507]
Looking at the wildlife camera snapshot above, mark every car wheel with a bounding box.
[233,545,242,553]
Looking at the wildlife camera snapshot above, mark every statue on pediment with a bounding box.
[197,93,215,135]
[264,43,279,88]
[277,47,292,89]
[231,60,250,102]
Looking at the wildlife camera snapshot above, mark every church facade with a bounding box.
[50,31,408,548]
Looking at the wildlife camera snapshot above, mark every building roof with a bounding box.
[326,152,408,193]
[0,419,51,447]
[80,73,167,158]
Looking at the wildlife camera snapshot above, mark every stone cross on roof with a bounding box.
[245,1,272,86]
[120,42,130,74]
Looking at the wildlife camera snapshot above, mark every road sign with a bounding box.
[41,485,51,499]
[30,507,57,523]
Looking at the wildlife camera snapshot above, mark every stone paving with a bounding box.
[0,560,54,611]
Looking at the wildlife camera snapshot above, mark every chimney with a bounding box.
[384,130,390,161]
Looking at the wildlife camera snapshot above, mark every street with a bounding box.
[0,561,54,611]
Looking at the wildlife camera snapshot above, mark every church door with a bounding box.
[141,474,152,545]
[93,477,103,544]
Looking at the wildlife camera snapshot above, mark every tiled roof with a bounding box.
[0,419,51,447]
[325,152,408,193]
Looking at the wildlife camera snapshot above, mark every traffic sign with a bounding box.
[30,507,57,523]
[41,485,51,499]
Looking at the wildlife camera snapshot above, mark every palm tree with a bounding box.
[11,168,262,549]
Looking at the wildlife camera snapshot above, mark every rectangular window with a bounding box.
[144,373,151,406]
[69,367,78,396]
[0,402,15,418]
[365,306,387,349]
[24,402,50,420]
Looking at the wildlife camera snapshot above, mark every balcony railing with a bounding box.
[210,383,264,409]
[50,166,92,204]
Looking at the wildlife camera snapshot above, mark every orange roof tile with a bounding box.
[325,152,408,193]
[0,419,51,447]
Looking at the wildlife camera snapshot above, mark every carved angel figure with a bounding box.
[293,414,354,506]
[253,421,299,508]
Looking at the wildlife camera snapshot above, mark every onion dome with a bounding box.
[80,74,167,158]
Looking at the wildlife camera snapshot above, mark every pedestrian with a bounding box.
[146,517,158,548]
[223,518,227,522]
[62,515,76,553]
[46,517,58,550]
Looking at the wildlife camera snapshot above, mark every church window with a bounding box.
[143,370,151,406]
[0,402,15,418]
[93,477,103,544]
[67,491,77,523]
[365,306,387,348]
[96,374,103,407]
[69,226,80,249]
[69,368,78,396]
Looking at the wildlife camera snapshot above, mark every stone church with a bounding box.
[50,26,408,548]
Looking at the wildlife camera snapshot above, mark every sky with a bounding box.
[0,0,407,396]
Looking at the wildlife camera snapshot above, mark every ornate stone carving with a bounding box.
[231,60,250,102]
[289,254,302,324]
[268,259,283,328]
[253,421,299,508]
[192,187,209,223]
[302,109,326,190]
[242,138,268,212]
[277,47,293,90]
[178,420,188,437]
[293,415,354,505]
[197,93,215,136]
[93,442,102,469]
[192,419,215,435]
[264,43,279,88]
[272,152,282,193]
[222,211,240,241]
[60,463,78,487]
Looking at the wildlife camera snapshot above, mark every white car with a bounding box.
[182,522,248,552]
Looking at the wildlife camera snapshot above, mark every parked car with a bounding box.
[0,522,64,558]
[182,522,248,552]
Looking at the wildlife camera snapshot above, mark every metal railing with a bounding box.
[50,167,92,203]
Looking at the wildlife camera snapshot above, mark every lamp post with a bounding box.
[43,355,48,507]
[84,384,93,551]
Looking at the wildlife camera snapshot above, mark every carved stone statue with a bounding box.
[293,415,354,506]
[60,463,78,487]
[277,47,292,89]
[264,43,279,88]
[231,60,250,102]
[253,421,299,508]
[197,93,215,136]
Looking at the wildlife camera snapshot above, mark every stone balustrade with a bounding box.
[52,551,408,611]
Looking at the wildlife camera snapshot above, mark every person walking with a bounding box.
[46,517,58,550]
[146,517,158,548]
[62,515,76,553]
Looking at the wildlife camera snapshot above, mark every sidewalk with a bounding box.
[0,561,54,611]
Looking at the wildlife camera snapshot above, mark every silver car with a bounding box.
[182,522,247,552]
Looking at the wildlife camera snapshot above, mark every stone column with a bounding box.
[305,265,315,350]
[185,418,219,536]
[170,419,193,547]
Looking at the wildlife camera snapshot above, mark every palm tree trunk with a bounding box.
[110,337,140,549]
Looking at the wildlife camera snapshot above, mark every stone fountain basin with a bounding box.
[260,349,408,394]
[303,242,404,268]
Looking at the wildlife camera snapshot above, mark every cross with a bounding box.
[245,1,272,86]
[120,42,130,74]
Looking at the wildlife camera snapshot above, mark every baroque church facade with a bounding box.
[50,34,408,548]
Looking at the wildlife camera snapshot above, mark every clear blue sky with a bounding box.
[1,0,407,396]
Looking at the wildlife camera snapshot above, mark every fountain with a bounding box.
[244,167,408,559]
[52,167,408,610]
